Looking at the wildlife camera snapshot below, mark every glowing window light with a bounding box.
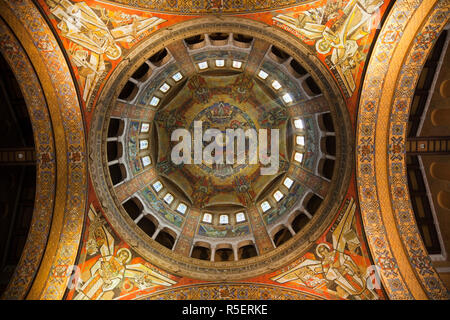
[294,152,303,163]
[176,203,187,214]
[261,201,271,212]
[172,72,183,82]
[203,213,212,223]
[141,122,150,133]
[215,59,225,67]
[139,140,149,150]
[152,181,163,192]
[271,80,282,90]
[282,93,293,103]
[258,70,268,79]
[232,61,242,69]
[159,82,170,93]
[198,61,208,70]
[163,193,174,205]
[219,214,229,224]
[149,96,160,106]
[274,190,284,202]
[141,156,151,167]
[283,177,294,189]
[296,136,305,146]
[294,119,304,129]
[236,212,246,223]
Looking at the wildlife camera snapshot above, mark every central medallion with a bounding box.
[189,101,257,179]
[153,73,289,208]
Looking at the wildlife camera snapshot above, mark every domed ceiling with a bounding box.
[4,0,448,301]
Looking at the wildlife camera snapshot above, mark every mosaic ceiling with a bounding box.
[0,0,448,301]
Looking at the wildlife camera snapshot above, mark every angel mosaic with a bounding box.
[273,0,384,96]
[271,198,378,300]
[46,0,165,108]
[73,205,176,300]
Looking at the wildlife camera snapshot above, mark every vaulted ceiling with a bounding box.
[0,0,448,300]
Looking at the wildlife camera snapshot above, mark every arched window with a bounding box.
[141,156,151,167]
[176,203,187,215]
[273,190,284,202]
[163,193,174,205]
[152,180,163,192]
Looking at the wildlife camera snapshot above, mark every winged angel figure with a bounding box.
[271,198,378,300]
[46,0,165,105]
[73,205,176,300]
[273,0,383,95]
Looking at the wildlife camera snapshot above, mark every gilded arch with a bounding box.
[356,0,449,300]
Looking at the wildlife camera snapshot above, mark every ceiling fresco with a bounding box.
[32,0,385,299]
[2,0,447,301]
[65,194,385,300]
[86,15,355,280]
[154,73,290,208]
[38,0,390,117]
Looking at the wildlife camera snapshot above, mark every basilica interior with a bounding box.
[0,0,449,300]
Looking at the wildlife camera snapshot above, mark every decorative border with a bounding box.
[3,0,448,300]
[387,1,449,300]
[0,19,56,300]
[0,0,87,300]
[357,0,449,299]
[138,282,325,300]
[100,0,313,15]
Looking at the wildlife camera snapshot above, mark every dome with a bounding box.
[89,17,353,280]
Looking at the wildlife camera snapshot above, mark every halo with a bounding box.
[315,38,332,55]
[106,44,122,60]
[116,248,132,264]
